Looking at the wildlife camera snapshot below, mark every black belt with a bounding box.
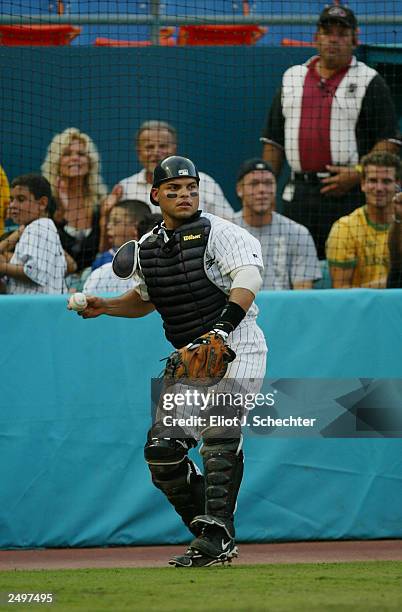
[294,172,331,184]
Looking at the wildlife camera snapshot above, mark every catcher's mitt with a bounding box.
[164,331,236,386]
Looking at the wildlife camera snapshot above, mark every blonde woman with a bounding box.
[42,128,108,277]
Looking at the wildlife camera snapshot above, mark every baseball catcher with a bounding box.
[75,156,267,568]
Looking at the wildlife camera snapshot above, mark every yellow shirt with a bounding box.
[326,206,390,288]
[0,164,10,236]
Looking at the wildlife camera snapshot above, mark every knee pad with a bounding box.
[144,423,196,467]
[144,437,189,468]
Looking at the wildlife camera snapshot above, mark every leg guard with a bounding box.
[190,436,243,538]
[144,431,204,534]
[201,436,244,519]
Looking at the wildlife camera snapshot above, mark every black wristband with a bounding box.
[214,301,247,335]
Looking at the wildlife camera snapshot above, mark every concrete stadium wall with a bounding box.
[1,289,402,548]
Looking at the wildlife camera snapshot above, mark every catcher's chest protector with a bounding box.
[139,215,227,348]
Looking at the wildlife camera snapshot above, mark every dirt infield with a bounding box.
[1,540,401,570]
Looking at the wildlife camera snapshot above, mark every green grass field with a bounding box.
[0,562,401,611]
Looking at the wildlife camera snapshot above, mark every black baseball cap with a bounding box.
[237,158,274,182]
[317,5,358,30]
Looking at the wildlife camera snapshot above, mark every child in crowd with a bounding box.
[91,199,151,270]
[83,200,159,293]
[0,174,67,294]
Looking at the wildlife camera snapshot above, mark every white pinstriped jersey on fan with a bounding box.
[6,218,67,294]
[233,211,322,290]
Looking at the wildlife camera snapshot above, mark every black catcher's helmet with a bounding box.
[150,155,200,205]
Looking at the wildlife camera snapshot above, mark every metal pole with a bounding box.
[0,14,401,26]
[150,0,161,45]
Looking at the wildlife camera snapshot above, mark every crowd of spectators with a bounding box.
[0,5,401,294]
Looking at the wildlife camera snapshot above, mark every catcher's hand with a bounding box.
[68,295,106,319]
[164,331,236,386]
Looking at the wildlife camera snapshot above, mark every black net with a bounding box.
[0,1,401,292]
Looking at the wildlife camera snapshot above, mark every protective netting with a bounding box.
[0,1,401,292]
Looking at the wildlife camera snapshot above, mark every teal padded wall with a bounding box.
[1,290,402,548]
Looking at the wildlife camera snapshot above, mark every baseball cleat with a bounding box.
[168,525,238,568]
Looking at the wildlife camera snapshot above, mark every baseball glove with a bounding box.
[164,331,236,386]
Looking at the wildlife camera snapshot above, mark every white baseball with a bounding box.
[69,292,88,312]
